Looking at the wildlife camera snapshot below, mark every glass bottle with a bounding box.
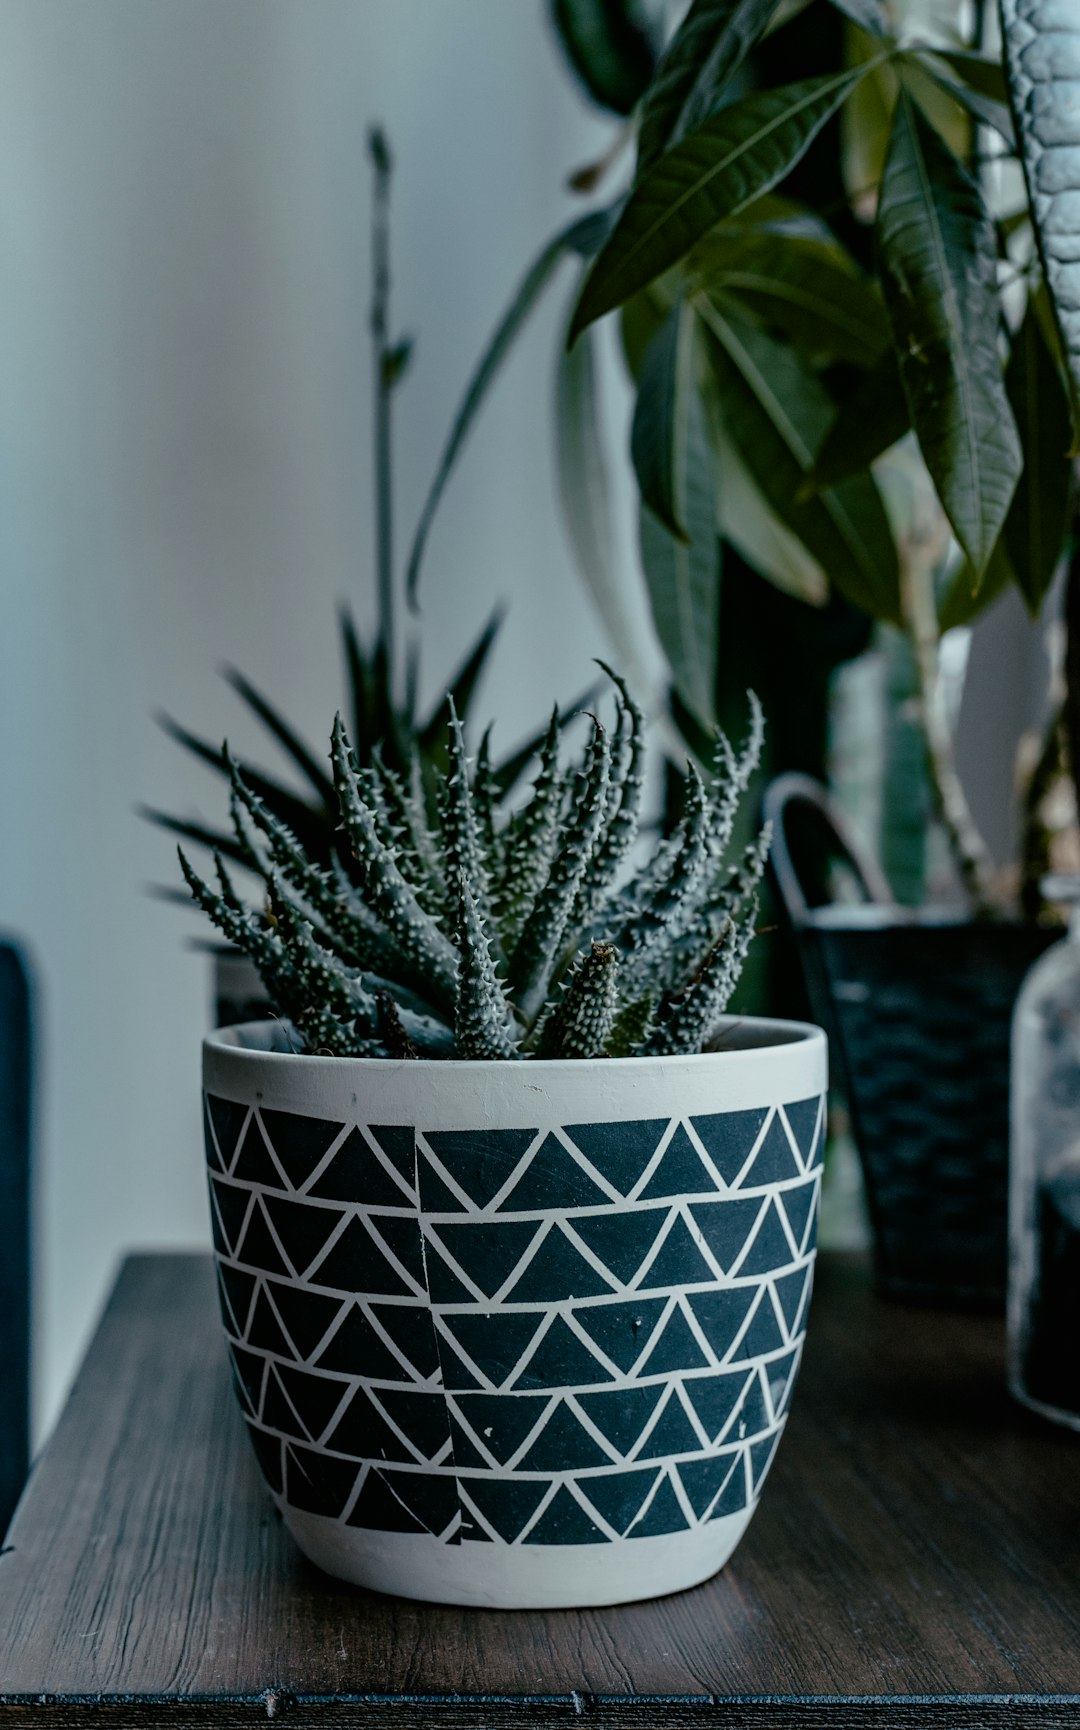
[1010,884,1080,1427]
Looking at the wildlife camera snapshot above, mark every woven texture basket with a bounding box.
[764,775,1059,1308]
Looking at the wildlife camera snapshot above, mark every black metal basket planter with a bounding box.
[764,775,1060,1309]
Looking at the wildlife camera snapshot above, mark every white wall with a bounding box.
[0,0,656,1438]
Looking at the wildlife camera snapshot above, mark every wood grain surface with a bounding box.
[1,1252,1079,1726]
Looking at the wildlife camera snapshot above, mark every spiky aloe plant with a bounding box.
[179,669,769,1061]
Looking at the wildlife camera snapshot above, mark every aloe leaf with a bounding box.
[156,715,329,852]
[637,333,720,725]
[876,93,1022,579]
[570,64,873,340]
[1000,0,1080,441]
[141,808,250,867]
[406,210,612,605]
[631,299,697,540]
[689,226,891,365]
[805,346,911,490]
[223,667,335,805]
[417,606,504,762]
[551,0,661,117]
[700,299,902,623]
[1003,294,1075,614]
[635,0,783,176]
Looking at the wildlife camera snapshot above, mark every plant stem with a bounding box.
[1063,495,1080,816]
[369,127,395,703]
[902,556,997,915]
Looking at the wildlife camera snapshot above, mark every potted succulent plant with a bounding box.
[182,674,826,1608]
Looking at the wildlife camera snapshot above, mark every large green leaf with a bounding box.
[827,0,890,34]
[1003,295,1075,615]
[705,390,829,602]
[631,300,696,540]
[876,93,1021,579]
[570,64,873,341]
[903,51,1014,146]
[636,0,782,175]
[806,346,911,490]
[556,292,652,684]
[638,373,720,725]
[407,210,611,605]
[551,0,661,116]
[936,538,1013,632]
[699,299,903,622]
[935,49,1009,106]
[1000,0,1080,442]
[689,225,891,365]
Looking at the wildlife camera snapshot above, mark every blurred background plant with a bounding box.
[409,0,1080,939]
[145,129,564,884]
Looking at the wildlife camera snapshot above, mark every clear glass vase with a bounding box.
[1009,891,1080,1427]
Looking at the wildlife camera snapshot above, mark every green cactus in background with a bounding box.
[179,669,768,1060]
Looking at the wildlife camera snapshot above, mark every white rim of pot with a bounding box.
[204,1013,824,1076]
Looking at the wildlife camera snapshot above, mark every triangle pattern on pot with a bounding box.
[561,1119,669,1195]
[637,1124,720,1201]
[783,1096,823,1170]
[511,1317,616,1390]
[206,1094,248,1172]
[366,1125,418,1196]
[308,1126,410,1207]
[523,1485,608,1546]
[441,1310,547,1389]
[688,1107,769,1187]
[423,1129,538,1211]
[235,1199,290,1277]
[497,1133,612,1213]
[458,1475,552,1543]
[578,1465,661,1537]
[431,1219,542,1300]
[503,1225,617,1304]
[516,1400,613,1473]
[231,1115,283,1189]
[780,1178,820,1254]
[568,1207,671,1288]
[263,1195,345,1280]
[209,1176,254,1260]
[573,1296,668,1374]
[626,1471,688,1538]
[259,1109,346,1191]
[214,1096,817,1552]
[741,1116,801,1188]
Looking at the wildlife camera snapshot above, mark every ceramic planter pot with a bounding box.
[203,1016,827,1609]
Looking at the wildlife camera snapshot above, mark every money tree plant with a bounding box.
[410,0,1080,917]
[178,672,769,1060]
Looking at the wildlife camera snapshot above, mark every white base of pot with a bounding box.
[284,1502,757,1608]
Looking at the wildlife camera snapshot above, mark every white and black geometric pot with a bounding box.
[203,1016,827,1609]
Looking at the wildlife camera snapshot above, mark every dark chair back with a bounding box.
[0,943,31,1534]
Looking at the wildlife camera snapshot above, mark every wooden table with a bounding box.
[1,1252,1079,1727]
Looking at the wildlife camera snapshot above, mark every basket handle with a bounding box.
[762,772,895,927]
